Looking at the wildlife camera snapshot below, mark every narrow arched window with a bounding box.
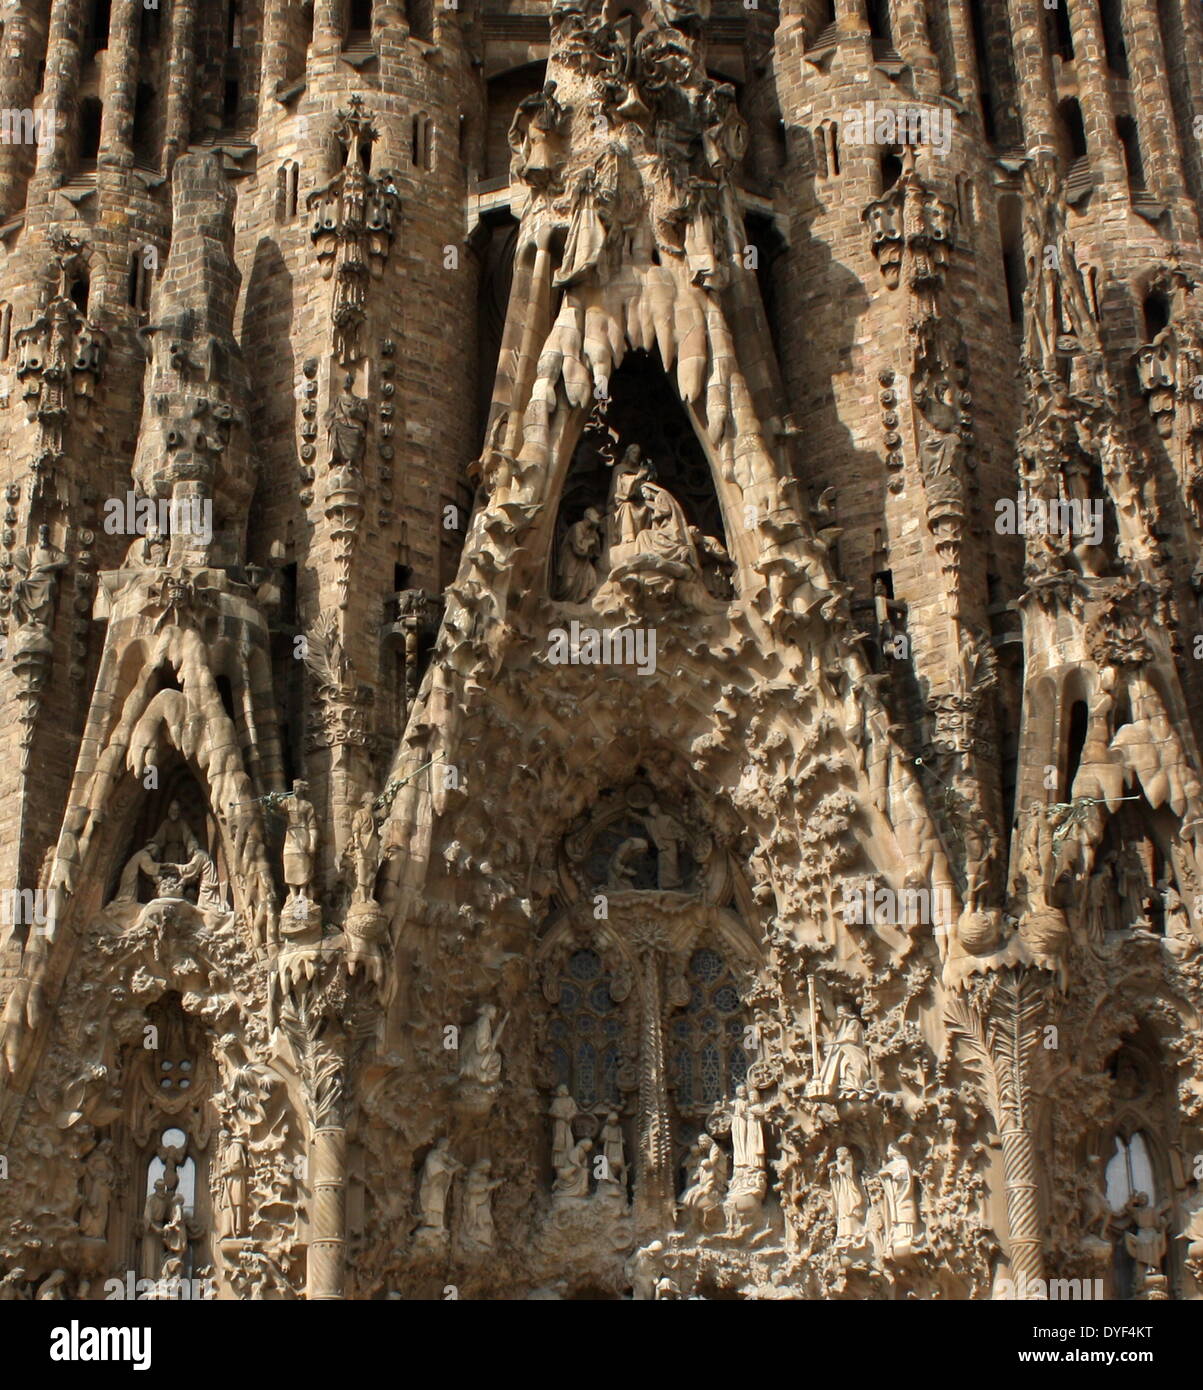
[1064,698,1089,798]
[999,192,1025,326]
[1058,97,1088,166]
[78,97,103,167]
[1106,1131,1156,1208]
[1143,289,1170,339]
[127,248,153,314]
[132,81,157,168]
[668,948,749,1113]
[70,271,90,315]
[548,949,623,1107]
[1117,115,1146,194]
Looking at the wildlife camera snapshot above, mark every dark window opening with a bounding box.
[132,82,157,166]
[227,0,241,47]
[1058,97,1088,164]
[139,2,162,46]
[405,0,434,44]
[1046,0,1074,61]
[78,97,103,165]
[1117,115,1146,193]
[70,273,90,315]
[880,149,903,191]
[83,0,112,62]
[866,0,893,46]
[744,211,785,364]
[129,248,154,314]
[1000,194,1025,327]
[1100,0,1129,76]
[1064,699,1089,798]
[1143,290,1170,339]
[394,563,412,591]
[349,0,373,35]
[411,114,432,171]
[216,675,237,724]
[475,212,519,433]
[223,79,240,128]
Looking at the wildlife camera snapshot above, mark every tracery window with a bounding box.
[1105,1130,1156,1211]
[669,948,748,1114]
[548,948,623,1108]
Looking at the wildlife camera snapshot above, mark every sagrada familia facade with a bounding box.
[0,0,1201,1303]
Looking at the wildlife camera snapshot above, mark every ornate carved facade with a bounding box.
[1,0,1202,1304]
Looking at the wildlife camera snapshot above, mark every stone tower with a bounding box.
[0,0,1201,1302]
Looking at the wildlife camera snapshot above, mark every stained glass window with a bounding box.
[670,948,748,1113]
[550,949,622,1107]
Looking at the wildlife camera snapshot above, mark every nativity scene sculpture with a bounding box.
[555,443,729,613]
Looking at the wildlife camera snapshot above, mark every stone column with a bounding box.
[836,0,869,37]
[1124,0,1189,205]
[1173,0,1203,217]
[308,1125,347,1299]
[943,0,984,113]
[892,0,940,97]
[33,0,85,183]
[96,0,140,168]
[0,10,41,218]
[374,0,403,41]
[313,0,345,55]
[1003,0,1057,153]
[1067,0,1126,188]
[633,946,675,1237]
[259,0,292,117]
[1000,1118,1045,1293]
[163,0,198,177]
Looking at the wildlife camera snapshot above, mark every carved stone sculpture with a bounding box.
[416,1139,462,1238]
[459,1005,506,1089]
[217,1129,250,1240]
[812,1005,871,1097]
[879,1143,921,1258]
[552,1137,593,1205]
[283,781,318,902]
[461,1159,503,1251]
[829,1146,867,1246]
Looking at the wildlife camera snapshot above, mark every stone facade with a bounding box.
[0,0,1201,1301]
